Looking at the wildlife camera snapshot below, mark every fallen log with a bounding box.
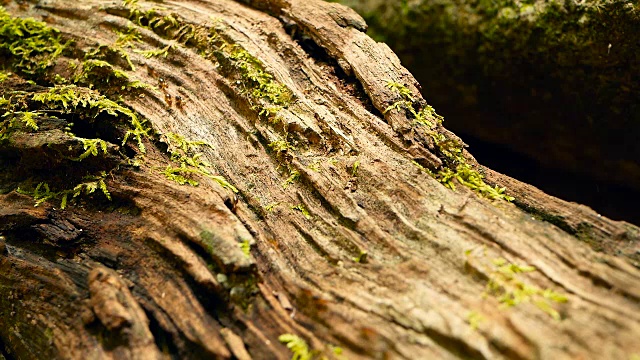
[0,0,638,359]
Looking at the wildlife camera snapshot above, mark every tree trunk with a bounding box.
[0,1,639,359]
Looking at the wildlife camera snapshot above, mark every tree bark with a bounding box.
[0,1,639,359]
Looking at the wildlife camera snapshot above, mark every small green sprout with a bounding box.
[264,202,280,212]
[134,44,172,59]
[282,170,300,189]
[351,160,360,177]
[278,334,312,360]
[239,240,251,258]
[466,311,485,330]
[76,138,108,160]
[291,204,311,219]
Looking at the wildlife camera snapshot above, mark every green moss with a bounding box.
[278,334,313,360]
[72,58,151,92]
[386,81,514,202]
[353,249,368,263]
[291,204,311,219]
[437,164,514,201]
[350,160,360,176]
[160,132,237,192]
[31,85,150,152]
[264,202,280,212]
[466,311,485,330]
[75,138,109,160]
[269,139,293,155]
[466,251,568,320]
[282,169,300,189]
[134,44,172,58]
[0,71,10,83]
[239,239,251,258]
[114,25,141,48]
[0,6,69,75]
[17,172,112,209]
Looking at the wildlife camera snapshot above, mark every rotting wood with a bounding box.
[0,0,639,359]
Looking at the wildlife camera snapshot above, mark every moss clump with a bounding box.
[387,81,514,201]
[291,204,311,219]
[31,85,150,152]
[466,250,568,320]
[278,334,313,360]
[160,132,237,192]
[0,109,40,141]
[0,6,69,75]
[17,172,111,210]
[239,240,251,258]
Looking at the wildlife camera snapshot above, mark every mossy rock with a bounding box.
[335,0,640,191]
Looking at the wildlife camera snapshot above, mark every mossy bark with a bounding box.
[336,0,640,194]
[0,1,640,359]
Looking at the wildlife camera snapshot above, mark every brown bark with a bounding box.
[1,1,639,359]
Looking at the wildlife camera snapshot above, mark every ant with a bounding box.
[175,95,184,110]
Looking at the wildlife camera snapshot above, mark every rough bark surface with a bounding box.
[0,1,639,359]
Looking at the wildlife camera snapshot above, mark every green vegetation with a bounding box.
[114,26,142,48]
[31,85,150,151]
[278,334,312,360]
[17,172,111,210]
[269,139,293,156]
[350,160,360,177]
[0,6,163,212]
[282,170,300,189]
[466,251,568,320]
[264,202,280,212]
[0,6,69,75]
[76,138,109,161]
[226,45,293,116]
[387,80,514,202]
[239,240,251,258]
[134,44,172,59]
[466,311,485,330]
[353,250,368,263]
[160,132,237,192]
[0,71,10,83]
[291,204,311,219]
